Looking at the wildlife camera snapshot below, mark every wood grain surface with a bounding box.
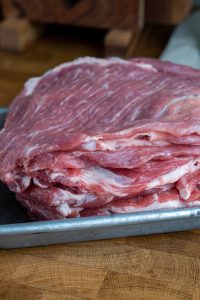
[145,0,193,24]
[0,24,199,300]
[2,0,142,30]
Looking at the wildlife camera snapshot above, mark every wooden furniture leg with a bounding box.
[104,0,144,58]
[104,29,140,58]
[0,18,43,51]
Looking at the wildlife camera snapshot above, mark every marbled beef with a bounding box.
[1,57,200,220]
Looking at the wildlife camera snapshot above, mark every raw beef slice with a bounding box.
[1,56,200,220]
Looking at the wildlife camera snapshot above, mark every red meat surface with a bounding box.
[0,57,200,220]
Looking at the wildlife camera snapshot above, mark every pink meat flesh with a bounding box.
[1,57,200,220]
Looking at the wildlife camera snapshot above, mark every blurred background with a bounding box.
[0,0,200,106]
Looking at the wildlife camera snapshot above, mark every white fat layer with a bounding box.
[176,177,191,200]
[97,137,158,150]
[135,62,157,72]
[82,136,157,151]
[51,188,96,206]
[5,173,30,193]
[147,159,200,190]
[50,57,127,74]
[22,176,31,188]
[24,57,127,96]
[73,167,132,197]
[48,160,200,199]
[48,172,64,181]
[109,198,184,214]
[25,77,40,96]
[33,178,48,189]
[81,141,97,151]
[49,167,131,197]
[23,145,39,157]
[56,203,72,217]
[83,131,170,151]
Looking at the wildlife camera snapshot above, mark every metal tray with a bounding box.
[0,107,200,249]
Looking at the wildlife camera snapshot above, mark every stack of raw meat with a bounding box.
[1,57,200,220]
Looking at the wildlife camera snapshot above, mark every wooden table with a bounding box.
[0,24,200,300]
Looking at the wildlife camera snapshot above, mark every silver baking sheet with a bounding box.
[0,107,200,249]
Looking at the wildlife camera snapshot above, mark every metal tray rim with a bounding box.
[1,107,200,247]
[0,207,200,236]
